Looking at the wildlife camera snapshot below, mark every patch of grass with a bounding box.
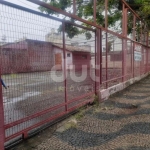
[93,94,99,107]
[64,118,77,130]
[74,110,85,120]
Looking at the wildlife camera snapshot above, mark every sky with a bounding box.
[1,0,62,43]
[0,0,96,52]
[4,0,39,11]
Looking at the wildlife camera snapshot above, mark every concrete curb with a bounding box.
[99,73,149,101]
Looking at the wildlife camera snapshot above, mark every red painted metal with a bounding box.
[0,71,5,149]
[93,0,96,24]
[67,92,94,105]
[105,0,108,29]
[73,0,76,15]
[95,30,97,93]
[100,30,102,85]
[96,29,100,90]
[106,33,108,88]
[4,102,66,129]
[133,15,136,41]
[5,112,67,142]
[62,22,68,112]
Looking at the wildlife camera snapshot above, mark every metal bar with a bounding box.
[121,0,140,20]
[122,3,125,35]
[95,30,97,93]
[62,22,68,112]
[106,32,108,88]
[100,29,102,85]
[131,42,133,77]
[122,3,125,81]
[5,94,94,142]
[125,8,128,37]
[102,73,132,84]
[93,0,97,24]
[67,92,94,105]
[5,112,67,142]
[133,42,135,78]
[4,102,66,129]
[133,15,136,41]
[96,29,100,89]
[147,48,149,72]
[0,71,5,149]
[64,21,95,32]
[5,92,94,129]
[147,32,149,46]
[105,0,108,28]
[141,21,142,43]
[73,0,76,15]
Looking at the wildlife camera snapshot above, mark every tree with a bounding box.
[39,0,122,39]
[39,0,150,39]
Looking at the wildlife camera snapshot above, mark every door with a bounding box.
[55,53,62,70]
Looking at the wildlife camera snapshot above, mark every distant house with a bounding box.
[0,39,91,74]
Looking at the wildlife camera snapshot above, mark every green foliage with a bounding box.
[39,0,150,38]
[39,0,71,15]
[58,22,80,39]
[93,94,99,107]
[39,0,122,38]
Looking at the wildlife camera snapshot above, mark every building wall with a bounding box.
[1,40,91,74]
[1,48,29,74]
[28,41,54,72]
[1,40,54,74]
[53,47,73,70]
[73,52,91,71]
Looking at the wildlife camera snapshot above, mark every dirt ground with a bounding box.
[8,75,150,150]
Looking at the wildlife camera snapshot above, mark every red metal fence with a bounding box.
[0,1,150,149]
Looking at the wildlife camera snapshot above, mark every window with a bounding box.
[67,53,70,57]
[82,55,87,59]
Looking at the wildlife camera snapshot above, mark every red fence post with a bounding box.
[106,32,108,88]
[133,42,135,78]
[147,49,149,72]
[62,21,68,112]
[0,72,5,150]
[122,4,128,82]
[95,29,101,93]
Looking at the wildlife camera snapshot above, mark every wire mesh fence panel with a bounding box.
[101,31,107,89]
[148,48,150,71]
[134,43,142,77]
[0,4,66,142]
[106,33,122,88]
[142,46,147,74]
[64,23,96,110]
[125,40,132,80]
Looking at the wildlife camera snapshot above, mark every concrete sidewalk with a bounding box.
[10,75,150,150]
